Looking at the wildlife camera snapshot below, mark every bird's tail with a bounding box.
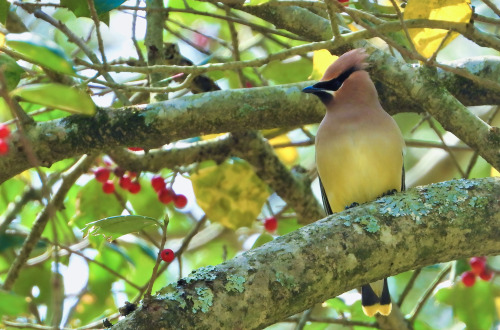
[361,278,392,317]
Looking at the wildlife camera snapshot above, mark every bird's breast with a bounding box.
[315,112,404,213]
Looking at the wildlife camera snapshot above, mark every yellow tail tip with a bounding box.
[362,303,392,317]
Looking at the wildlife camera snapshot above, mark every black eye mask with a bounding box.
[302,66,358,104]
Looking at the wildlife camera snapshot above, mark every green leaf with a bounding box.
[128,177,166,219]
[0,290,28,317]
[60,0,110,25]
[93,0,127,14]
[251,233,274,248]
[6,32,75,75]
[261,58,312,85]
[435,280,496,329]
[83,215,160,241]
[75,179,124,228]
[0,0,9,25]
[0,53,24,91]
[11,83,95,115]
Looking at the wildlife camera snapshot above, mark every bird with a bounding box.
[302,48,405,317]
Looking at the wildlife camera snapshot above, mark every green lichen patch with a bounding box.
[185,265,218,284]
[422,179,481,216]
[358,215,381,233]
[159,290,187,309]
[275,271,297,290]
[339,213,380,232]
[225,275,246,293]
[377,193,432,224]
[191,286,214,313]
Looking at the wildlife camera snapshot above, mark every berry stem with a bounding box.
[144,215,170,300]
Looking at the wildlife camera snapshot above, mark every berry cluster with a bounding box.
[161,248,175,262]
[94,166,141,195]
[461,256,494,287]
[151,175,187,208]
[263,216,278,233]
[0,124,11,156]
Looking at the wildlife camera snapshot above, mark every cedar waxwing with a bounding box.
[302,48,405,317]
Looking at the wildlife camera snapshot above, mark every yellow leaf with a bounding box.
[0,33,4,47]
[492,167,500,177]
[191,159,270,230]
[309,50,338,80]
[404,0,472,58]
[269,135,299,165]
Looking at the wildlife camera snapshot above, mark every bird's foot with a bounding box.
[379,189,397,198]
[345,202,360,210]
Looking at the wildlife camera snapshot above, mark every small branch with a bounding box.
[2,154,97,290]
[397,268,422,307]
[86,0,107,65]
[145,215,169,299]
[408,264,452,323]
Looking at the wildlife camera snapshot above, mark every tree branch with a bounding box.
[110,177,500,329]
[1,56,499,184]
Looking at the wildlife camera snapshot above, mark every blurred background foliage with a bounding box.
[0,0,499,328]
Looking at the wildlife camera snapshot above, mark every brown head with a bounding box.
[302,48,370,105]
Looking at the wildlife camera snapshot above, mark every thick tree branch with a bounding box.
[108,131,324,223]
[1,56,500,184]
[111,177,500,329]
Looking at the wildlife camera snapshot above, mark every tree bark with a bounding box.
[112,177,500,329]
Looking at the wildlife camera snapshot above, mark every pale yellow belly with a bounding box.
[316,122,403,213]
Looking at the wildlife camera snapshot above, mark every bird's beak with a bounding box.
[302,85,325,94]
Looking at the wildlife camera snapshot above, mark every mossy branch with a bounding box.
[111,177,500,329]
[1,56,499,184]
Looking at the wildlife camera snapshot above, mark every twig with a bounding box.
[294,308,313,330]
[226,7,245,87]
[2,154,97,290]
[408,264,452,323]
[86,0,107,65]
[144,215,170,299]
[426,117,465,177]
[17,3,130,105]
[482,0,500,17]
[397,268,422,306]
[323,0,342,39]
[55,241,142,291]
[388,0,416,52]
[286,315,378,328]
[131,0,146,63]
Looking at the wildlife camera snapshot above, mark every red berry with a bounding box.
[479,269,493,281]
[264,217,278,232]
[469,257,486,275]
[173,194,188,208]
[151,176,165,192]
[94,167,110,183]
[0,124,10,139]
[158,188,174,204]
[0,139,9,155]
[128,181,141,194]
[128,147,143,151]
[338,0,349,3]
[461,271,476,287]
[102,180,115,194]
[114,167,125,178]
[119,175,132,189]
[160,248,175,262]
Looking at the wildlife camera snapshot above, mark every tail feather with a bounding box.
[361,278,392,317]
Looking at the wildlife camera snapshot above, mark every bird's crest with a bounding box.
[321,48,369,82]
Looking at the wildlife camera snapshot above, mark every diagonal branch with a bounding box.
[111,177,500,329]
